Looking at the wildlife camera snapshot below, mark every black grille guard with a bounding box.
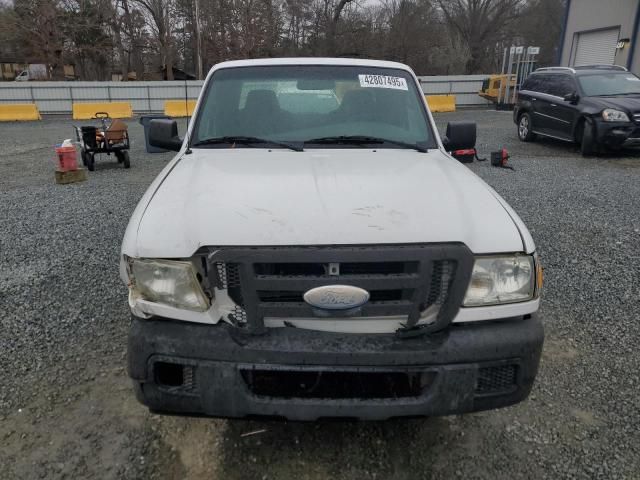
[201,244,474,335]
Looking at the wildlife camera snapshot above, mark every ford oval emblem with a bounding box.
[303,285,370,310]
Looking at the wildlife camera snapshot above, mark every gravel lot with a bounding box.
[1,110,639,479]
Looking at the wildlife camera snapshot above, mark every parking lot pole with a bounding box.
[501,47,507,76]
[512,51,522,105]
[498,47,508,105]
[504,46,514,107]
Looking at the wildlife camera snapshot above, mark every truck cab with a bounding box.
[121,58,543,420]
[14,70,30,81]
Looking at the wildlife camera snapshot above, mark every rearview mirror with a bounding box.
[149,119,183,152]
[443,121,477,151]
[297,79,336,90]
[563,91,579,103]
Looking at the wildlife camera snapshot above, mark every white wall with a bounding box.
[0,81,204,114]
[418,75,492,106]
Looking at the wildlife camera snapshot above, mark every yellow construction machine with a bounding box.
[478,74,518,103]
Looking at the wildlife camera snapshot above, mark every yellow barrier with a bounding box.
[72,102,133,120]
[0,103,41,121]
[164,100,197,117]
[425,95,456,113]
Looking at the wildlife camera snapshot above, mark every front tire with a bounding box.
[122,151,130,169]
[579,119,598,156]
[518,113,536,142]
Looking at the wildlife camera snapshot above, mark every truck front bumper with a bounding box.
[128,315,543,420]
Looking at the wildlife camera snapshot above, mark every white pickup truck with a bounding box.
[121,58,543,420]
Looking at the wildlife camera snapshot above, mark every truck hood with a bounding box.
[134,149,525,257]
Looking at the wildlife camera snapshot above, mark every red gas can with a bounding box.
[55,146,78,172]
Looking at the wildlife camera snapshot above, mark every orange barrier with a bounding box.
[425,95,456,113]
[72,102,133,119]
[164,100,197,117]
[0,103,41,121]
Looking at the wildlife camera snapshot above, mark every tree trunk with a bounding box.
[194,0,203,79]
[112,6,129,81]
[326,0,353,55]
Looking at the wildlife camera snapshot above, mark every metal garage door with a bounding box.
[573,28,619,66]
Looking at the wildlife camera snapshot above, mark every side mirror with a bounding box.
[149,119,183,152]
[564,92,579,103]
[443,121,477,151]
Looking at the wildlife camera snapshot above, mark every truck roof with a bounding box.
[209,57,415,75]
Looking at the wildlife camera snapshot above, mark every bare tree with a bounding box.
[436,0,523,73]
[111,0,130,80]
[132,0,178,79]
[514,0,566,66]
[326,0,355,54]
[12,0,66,78]
[1,0,565,80]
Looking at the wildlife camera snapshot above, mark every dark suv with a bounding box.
[514,65,640,155]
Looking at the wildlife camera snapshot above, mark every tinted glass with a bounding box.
[578,73,640,96]
[193,65,436,148]
[523,74,559,94]
[535,74,556,95]
[521,76,540,92]
[546,75,576,97]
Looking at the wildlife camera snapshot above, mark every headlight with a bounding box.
[602,109,630,122]
[463,255,535,307]
[129,258,210,311]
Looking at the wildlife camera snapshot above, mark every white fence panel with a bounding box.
[0,81,205,114]
[0,76,490,114]
[418,75,491,106]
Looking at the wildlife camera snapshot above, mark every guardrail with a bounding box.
[0,75,490,115]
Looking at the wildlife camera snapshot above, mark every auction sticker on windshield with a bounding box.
[359,74,408,90]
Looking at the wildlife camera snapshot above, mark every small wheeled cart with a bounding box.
[75,112,130,171]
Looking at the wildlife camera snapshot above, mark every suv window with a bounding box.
[547,75,576,97]
[522,74,575,97]
[524,74,555,94]
[578,72,640,96]
[521,76,540,92]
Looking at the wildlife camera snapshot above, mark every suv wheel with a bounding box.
[579,119,598,156]
[518,113,536,142]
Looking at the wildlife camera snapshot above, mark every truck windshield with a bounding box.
[578,73,640,96]
[192,65,436,149]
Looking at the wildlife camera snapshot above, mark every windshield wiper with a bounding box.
[192,136,303,152]
[304,135,428,152]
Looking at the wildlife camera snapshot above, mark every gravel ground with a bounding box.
[1,110,639,479]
